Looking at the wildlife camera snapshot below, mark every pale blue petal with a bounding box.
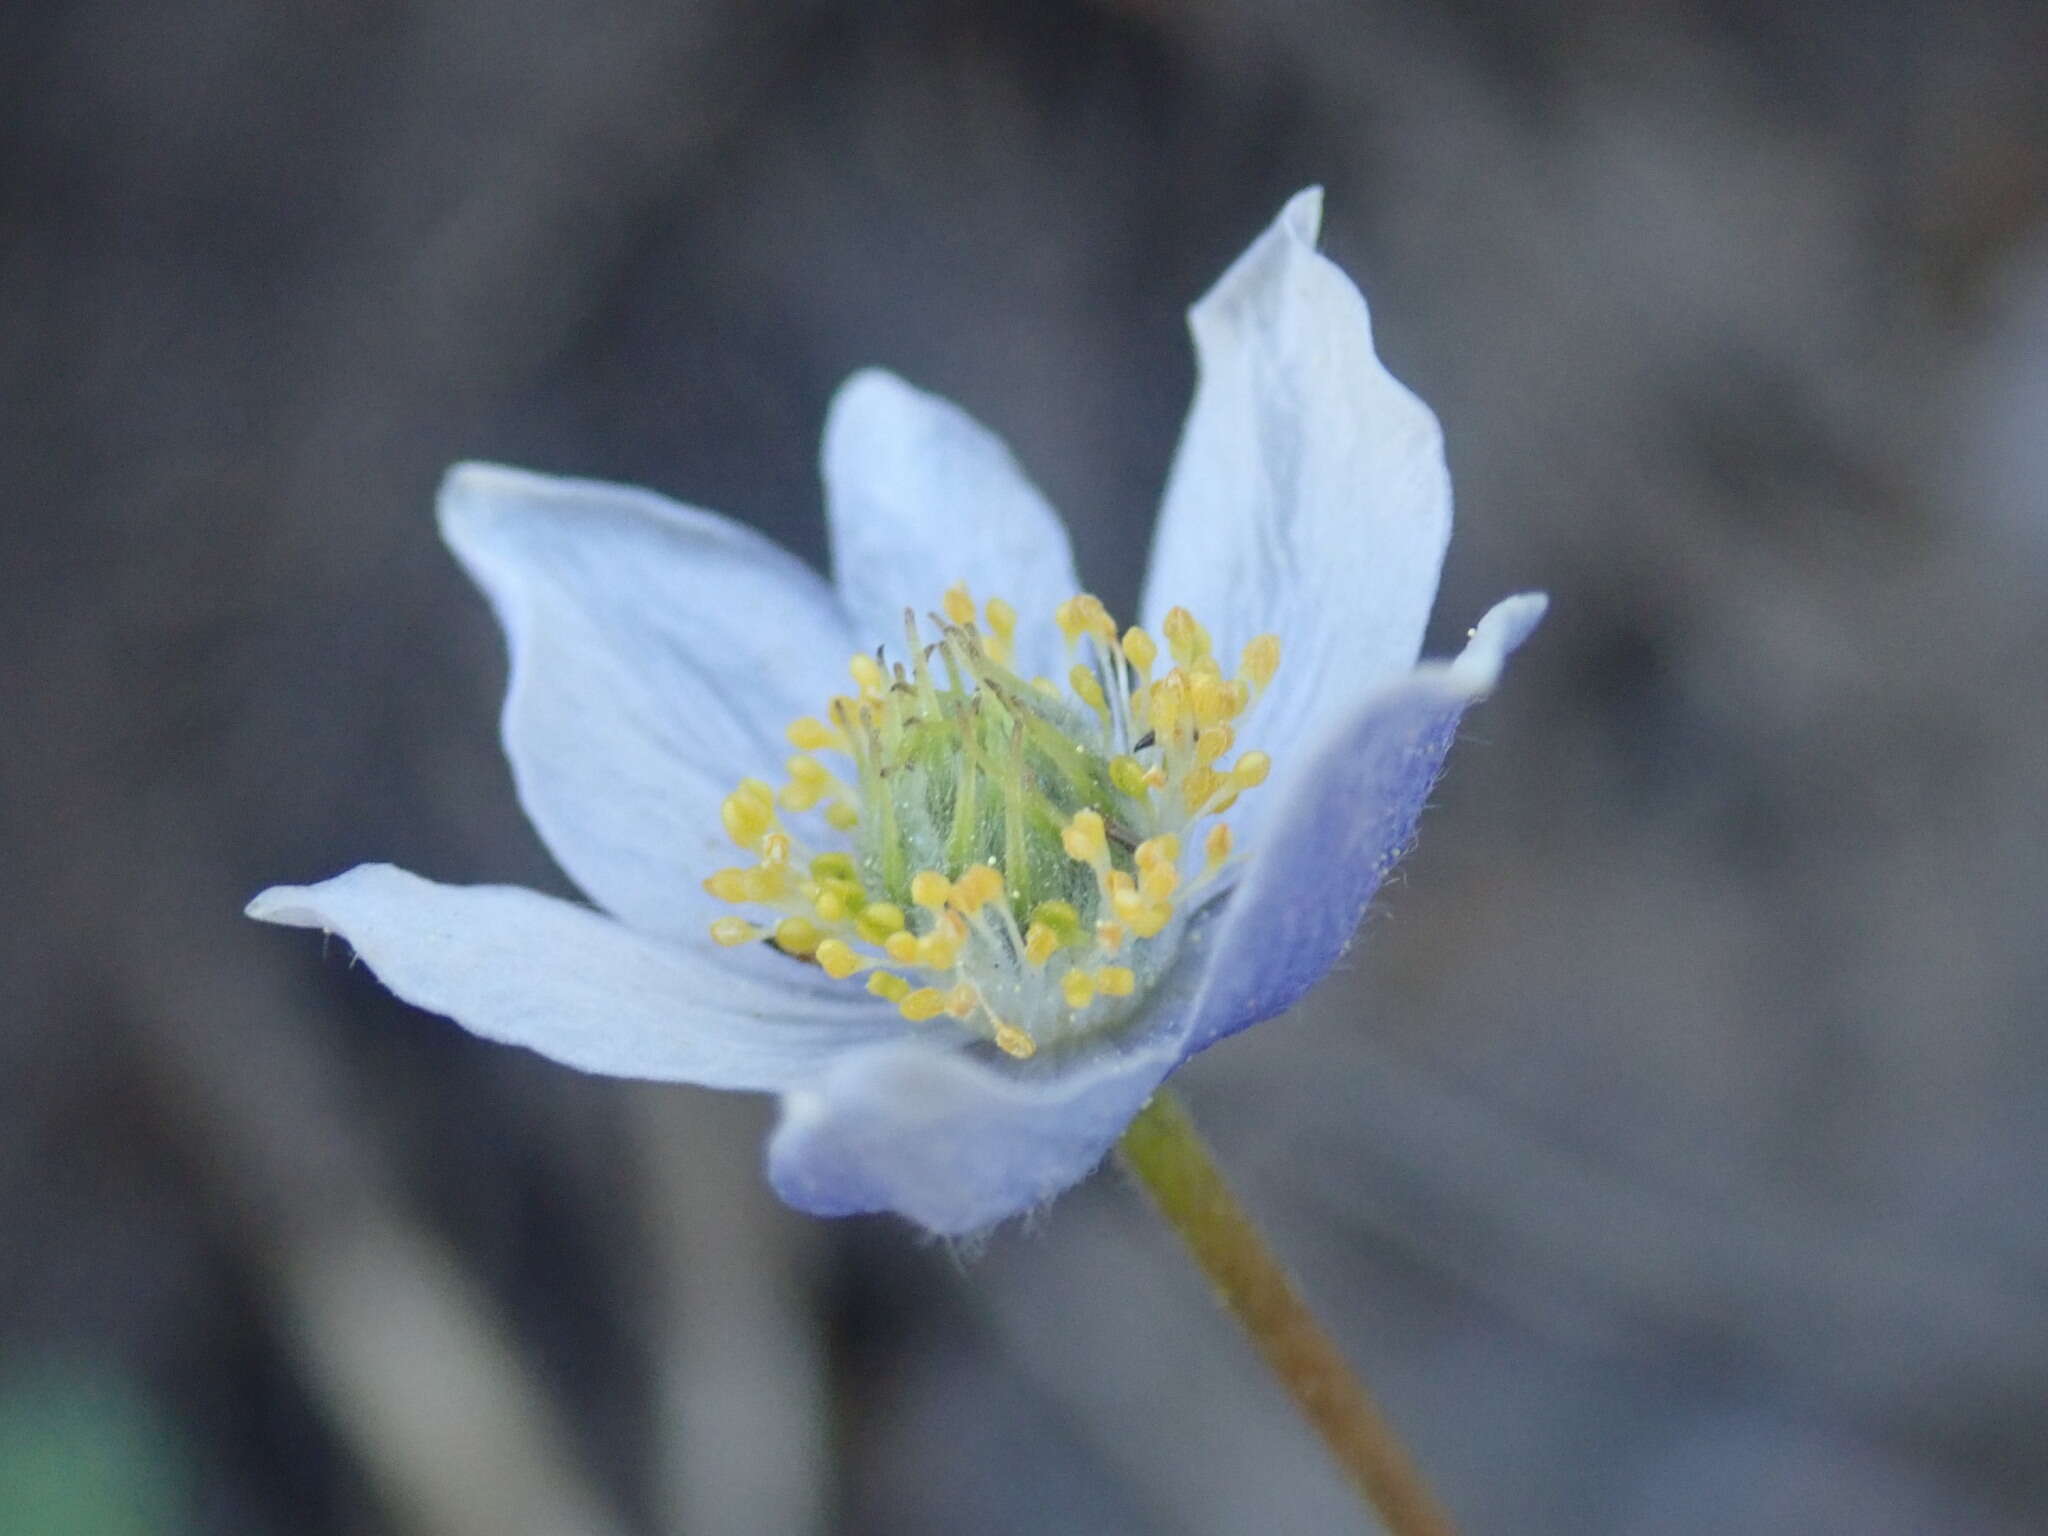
[1181,594,1547,1054]
[761,909,1228,1233]
[440,463,851,948]
[1141,189,1452,845]
[822,370,1080,680]
[248,865,902,1089]
[766,1034,1182,1235]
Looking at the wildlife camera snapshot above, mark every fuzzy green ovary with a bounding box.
[856,688,1133,921]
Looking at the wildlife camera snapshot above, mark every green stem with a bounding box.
[1115,1090,1458,1536]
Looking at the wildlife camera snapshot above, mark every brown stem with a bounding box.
[1116,1089,1458,1536]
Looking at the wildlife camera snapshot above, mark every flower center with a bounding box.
[704,584,1280,1059]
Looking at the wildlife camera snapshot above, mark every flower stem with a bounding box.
[1115,1089,1457,1536]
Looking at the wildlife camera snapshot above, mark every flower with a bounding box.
[247,189,1544,1235]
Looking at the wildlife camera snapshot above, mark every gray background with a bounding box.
[4,1,2045,1532]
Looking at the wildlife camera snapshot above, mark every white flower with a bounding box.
[248,189,1544,1234]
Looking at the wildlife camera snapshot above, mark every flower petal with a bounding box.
[440,462,852,944]
[1181,594,1547,1055]
[762,900,1236,1235]
[1142,188,1453,829]
[248,864,902,1088]
[765,1033,1183,1235]
[822,369,1080,679]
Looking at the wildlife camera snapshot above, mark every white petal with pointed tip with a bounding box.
[1142,189,1452,845]
[823,369,1081,680]
[248,864,903,1089]
[440,463,853,947]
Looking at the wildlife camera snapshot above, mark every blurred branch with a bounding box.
[627,1088,831,1536]
[121,880,633,1536]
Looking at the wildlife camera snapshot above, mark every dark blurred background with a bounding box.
[5,0,2046,1531]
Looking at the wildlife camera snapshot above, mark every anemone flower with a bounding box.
[249,189,1544,1237]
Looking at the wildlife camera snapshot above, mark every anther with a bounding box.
[899,988,948,1023]
[1163,606,1210,667]
[1240,633,1282,693]
[787,716,843,752]
[1110,755,1151,797]
[985,598,1017,642]
[1204,822,1233,871]
[1069,664,1109,719]
[849,653,886,695]
[1195,724,1233,765]
[1122,626,1157,678]
[810,852,857,882]
[814,938,862,980]
[1061,809,1109,870]
[952,864,1004,914]
[855,902,907,944]
[773,917,822,956]
[710,917,760,947]
[721,790,777,849]
[992,1022,1037,1059]
[866,971,912,1004]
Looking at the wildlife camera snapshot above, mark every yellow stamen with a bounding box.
[787,716,843,751]
[899,988,948,1023]
[952,864,1004,913]
[1240,633,1282,693]
[1204,822,1233,873]
[916,928,962,970]
[773,917,822,956]
[849,653,886,695]
[720,789,777,849]
[985,597,1017,642]
[1135,834,1180,869]
[1061,809,1109,869]
[993,1022,1037,1059]
[815,938,862,979]
[811,852,857,882]
[708,585,1285,1046]
[1069,663,1109,719]
[1195,724,1234,766]
[704,868,754,903]
[866,971,912,1004]
[1163,605,1210,667]
[1122,626,1157,678]
[855,902,907,944]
